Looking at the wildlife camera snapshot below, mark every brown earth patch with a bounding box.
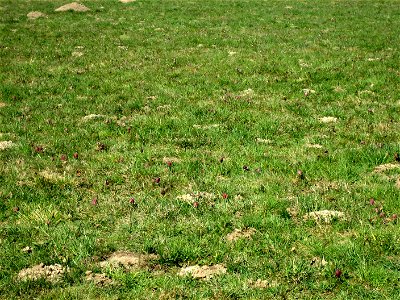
[55,2,90,12]
[99,251,158,270]
[120,0,136,3]
[178,264,226,280]
[27,11,46,19]
[396,177,400,189]
[226,228,256,242]
[0,102,6,108]
[17,263,67,283]
[85,271,113,286]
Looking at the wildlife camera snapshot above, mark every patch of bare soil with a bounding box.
[303,210,345,224]
[17,263,67,283]
[396,177,400,189]
[178,264,226,280]
[27,11,46,19]
[374,163,400,173]
[120,0,136,3]
[85,271,113,286]
[55,2,90,12]
[0,102,6,108]
[99,252,158,270]
[0,140,14,150]
[226,228,256,242]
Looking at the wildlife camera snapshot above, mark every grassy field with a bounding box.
[1,0,400,298]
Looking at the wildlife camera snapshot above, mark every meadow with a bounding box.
[1,0,400,298]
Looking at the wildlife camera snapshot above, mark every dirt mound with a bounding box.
[178,264,226,280]
[85,271,113,286]
[99,252,158,269]
[17,263,67,283]
[55,2,90,12]
[226,228,256,242]
[27,11,46,19]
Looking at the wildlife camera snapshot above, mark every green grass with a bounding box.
[1,0,400,298]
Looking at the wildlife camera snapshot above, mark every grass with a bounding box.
[1,0,400,298]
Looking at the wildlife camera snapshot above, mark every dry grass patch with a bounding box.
[0,141,14,150]
[373,163,400,173]
[247,278,276,289]
[81,114,106,122]
[305,143,323,149]
[177,191,216,205]
[319,116,338,123]
[303,210,345,224]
